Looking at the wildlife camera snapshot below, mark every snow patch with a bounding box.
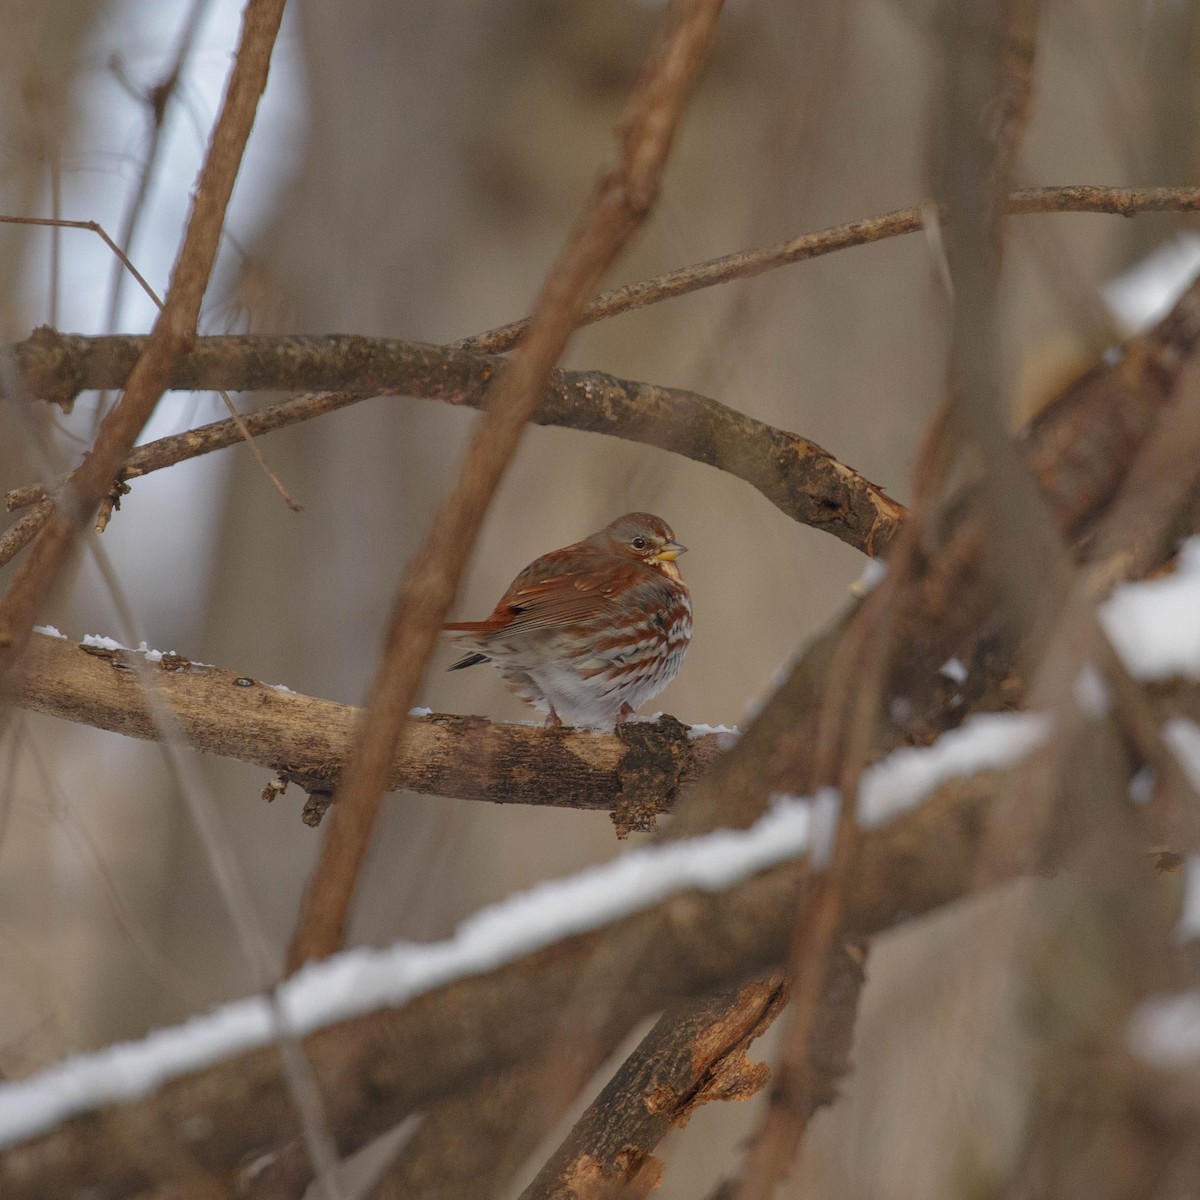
[1164,719,1200,795]
[1129,992,1200,1066]
[687,722,740,747]
[1129,766,1156,806]
[939,657,968,685]
[1177,856,1200,943]
[850,557,887,598]
[81,633,171,663]
[809,788,841,869]
[624,712,664,724]
[1104,235,1200,334]
[81,633,125,652]
[1100,540,1200,680]
[33,625,66,639]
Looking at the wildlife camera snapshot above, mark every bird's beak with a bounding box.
[655,540,687,562]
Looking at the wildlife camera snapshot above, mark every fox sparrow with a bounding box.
[445,512,692,729]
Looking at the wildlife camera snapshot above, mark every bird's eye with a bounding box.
[631,536,648,550]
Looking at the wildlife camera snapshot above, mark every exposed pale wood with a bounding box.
[10,634,724,814]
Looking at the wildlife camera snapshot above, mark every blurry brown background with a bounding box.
[0,0,1195,1194]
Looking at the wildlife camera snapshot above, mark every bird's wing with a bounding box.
[489,558,629,635]
[459,545,674,639]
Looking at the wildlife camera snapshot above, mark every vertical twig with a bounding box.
[104,0,216,334]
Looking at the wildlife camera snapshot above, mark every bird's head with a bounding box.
[596,512,687,574]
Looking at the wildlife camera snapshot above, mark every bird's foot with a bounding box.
[544,708,563,728]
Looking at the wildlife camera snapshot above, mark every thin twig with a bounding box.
[284,0,727,971]
[102,0,217,335]
[0,216,162,330]
[7,387,356,513]
[0,500,52,569]
[1,222,298,518]
[456,184,1200,354]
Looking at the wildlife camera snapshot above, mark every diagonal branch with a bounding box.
[516,945,865,1200]
[516,977,789,1200]
[0,501,53,570]
[284,0,727,971]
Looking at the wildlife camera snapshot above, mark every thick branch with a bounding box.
[520,940,868,1200]
[516,978,788,1200]
[7,332,906,556]
[0,753,1079,1200]
[9,634,724,814]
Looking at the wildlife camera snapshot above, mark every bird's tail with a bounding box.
[443,621,492,671]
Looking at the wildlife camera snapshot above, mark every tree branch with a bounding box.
[6,331,907,557]
[458,184,1200,354]
[0,500,53,569]
[515,977,789,1200]
[515,941,865,1200]
[9,633,726,816]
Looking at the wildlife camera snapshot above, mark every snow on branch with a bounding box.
[0,709,1049,1163]
[855,711,1052,826]
[0,800,813,1154]
[1101,537,1200,680]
